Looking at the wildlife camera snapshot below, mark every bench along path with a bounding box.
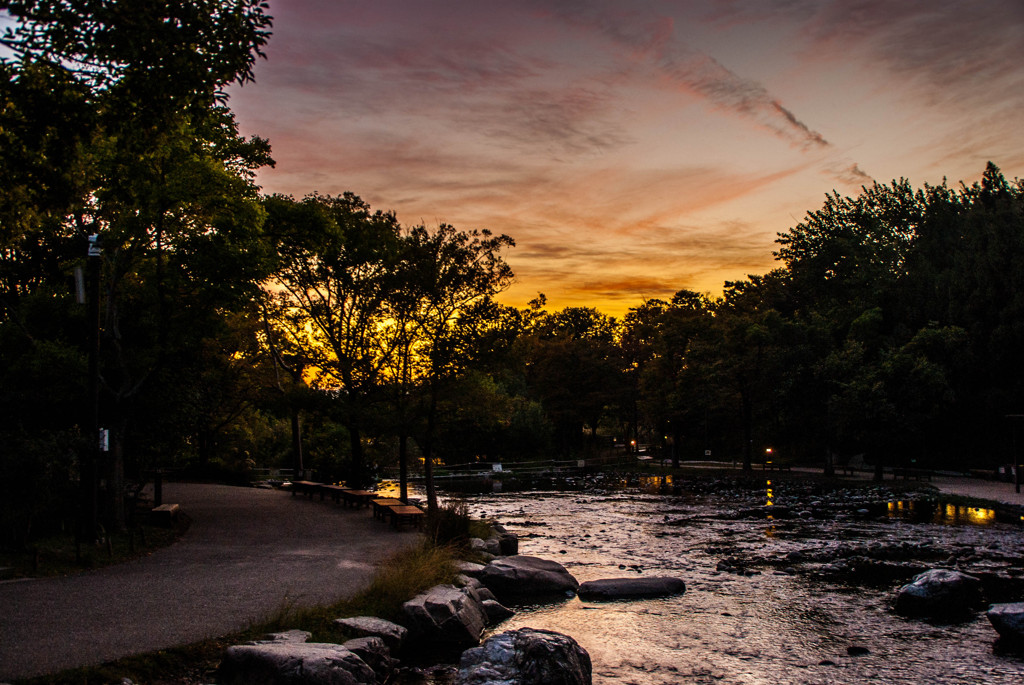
[0,483,421,681]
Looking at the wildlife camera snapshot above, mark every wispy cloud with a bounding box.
[229,0,1024,316]
[538,1,835,153]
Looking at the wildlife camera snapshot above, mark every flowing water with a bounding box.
[451,474,1024,685]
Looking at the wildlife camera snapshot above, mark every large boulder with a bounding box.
[478,556,579,601]
[333,616,408,651]
[577,576,686,601]
[894,569,982,618]
[458,627,592,685]
[400,584,488,653]
[218,640,376,685]
[988,602,1024,645]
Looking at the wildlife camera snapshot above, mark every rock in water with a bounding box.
[481,598,515,623]
[458,627,592,685]
[401,584,488,652]
[987,602,1024,645]
[478,555,579,600]
[894,568,982,618]
[577,577,685,601]
[218,641,376,685]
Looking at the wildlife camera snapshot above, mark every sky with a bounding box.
[227,0,1024,317]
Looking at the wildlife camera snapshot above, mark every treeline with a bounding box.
[2,2,1023,546]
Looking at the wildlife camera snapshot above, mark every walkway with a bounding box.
[0,483,421,681]
[801,465,1024,507]
[925,475,1024,508]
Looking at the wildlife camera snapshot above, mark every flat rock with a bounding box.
[577,577,686,601]
[456,561,487,578]
[478,556,579,601]
[218,641,375,685]
[333,616,408,651]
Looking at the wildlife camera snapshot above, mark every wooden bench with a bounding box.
[289,480,323,498]
[894,467,933,481]
[762,461,791,471]
[372,498,404,521]
[389,505,426,530]
[151,503,180,526]
[339,489,377,508]
[320,485,351,503]
[838,454,867,476]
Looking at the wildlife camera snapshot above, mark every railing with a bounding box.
[381,452,641,481]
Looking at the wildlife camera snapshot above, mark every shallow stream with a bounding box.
[457,474,1024,684]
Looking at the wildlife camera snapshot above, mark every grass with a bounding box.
[0,519,189,579]
[13,541,461,685]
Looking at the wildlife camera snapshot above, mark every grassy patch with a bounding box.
[14,541,460,685]
[0,519,189,579]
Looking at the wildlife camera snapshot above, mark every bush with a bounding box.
[425,499,473,547]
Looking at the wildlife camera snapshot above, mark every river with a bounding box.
[448,473,1024,685]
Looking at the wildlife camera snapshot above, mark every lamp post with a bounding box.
[81,233,102,543]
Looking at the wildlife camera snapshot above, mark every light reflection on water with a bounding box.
[886,500,997,526]
[467,489,1024,685]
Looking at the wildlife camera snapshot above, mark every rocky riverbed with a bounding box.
[462,473,1024,684]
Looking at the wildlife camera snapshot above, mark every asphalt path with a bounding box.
[924,474,1024,507]
[0,483,421,680]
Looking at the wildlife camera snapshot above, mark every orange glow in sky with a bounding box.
[228,0,1024,317]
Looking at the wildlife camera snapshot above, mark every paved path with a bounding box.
[802,466,1024,507]
[925,475,1024,508]
[0,483,421,680]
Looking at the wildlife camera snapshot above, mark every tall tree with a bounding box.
[527,306,623,457]
[261,193,405,488]
[0,0,274,535]
[402,224,514,512]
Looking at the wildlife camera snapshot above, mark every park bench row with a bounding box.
[288,481,426,530]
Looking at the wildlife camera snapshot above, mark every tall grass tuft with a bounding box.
[352,541,459,621]
[426,499,474,547]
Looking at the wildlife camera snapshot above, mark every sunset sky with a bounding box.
[227,0,1024,317]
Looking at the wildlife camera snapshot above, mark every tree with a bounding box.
[619,299,666,457]
[639,291,717,465]
[526,306,623,457]
[775,179,925,322]
[0,0,275,536]
[401,224,514,512]
[261,193,406,488]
